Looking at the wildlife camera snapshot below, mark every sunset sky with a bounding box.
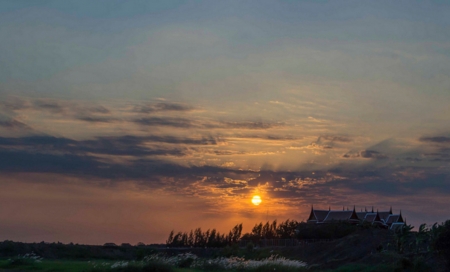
[1,0,450,245]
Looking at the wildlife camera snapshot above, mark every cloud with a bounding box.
[360,150,388,159]
[0,135,187,157]
[133,117,195,128]
[0,134,219,158]
[219,121,283,130]
[133,102,193,113]
[0,119,31,130]
[132,117,281,130]
[419,136,450,143]
[0,133,449,212]
[342,150,388,160]
[0,97,31,111]
[423,152,450,162]
[76,116,117,123]
[1,98,112,121]
[84,106,110,114]
[321,135,352,142]
[302,135,352,151]
[307,142,332,150]
[33,99,65,114]
[0,146,255,186]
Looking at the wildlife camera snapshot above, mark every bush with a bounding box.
[196,262,227,271]
[244,263,307,272]
[8,258,36,266]
[246,242,254,252]
[433,220,450,265]
[142,261,174,272]
[412,257,432,272]
[177,256,194,268]
[6,252,43,268]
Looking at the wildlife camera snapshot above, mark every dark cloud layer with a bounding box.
[343,150,388,160]
[0,135,217,158]
[134,117,195,128]
[0,98,30,111]
[133,102,193,113]
[1,98,449,211]
[0,119,30,129]
[133,117,282,130]
[0,133,449,204]
[76,116,117,123]
[0,148,253,185]
[0,98,111,116]
[321,135,352,142]
[34,100,65,113]
[220,121,283,130]
[420,136,450,143]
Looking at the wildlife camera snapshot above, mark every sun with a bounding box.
[251,195,262,206]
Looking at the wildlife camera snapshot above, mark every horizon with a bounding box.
[1,0,450,245]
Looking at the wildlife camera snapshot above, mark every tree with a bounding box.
[433,220,450,267]
[394,224,413,253]
[166,230,174,245]
[415,223,429,253]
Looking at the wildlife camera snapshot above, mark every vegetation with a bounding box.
[2,219,450,271]
[167,219,369,248]
[241,219,300,241]
[166,224,243,248]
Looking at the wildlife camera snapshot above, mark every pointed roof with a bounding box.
[315,210,331,222]
[307,206,316,222]
[364,213,377,223]
[349,206,359,221]
[390,222,405,231]
[374,210,382,222]
[323,211,353,222]
[385,215,400,225]
[356,212,369,220]
[305,205,405,225]
[307,206,330,223]
[378,211,391,221]
[398,211,404,223]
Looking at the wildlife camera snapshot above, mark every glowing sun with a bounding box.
[251,195,262,206]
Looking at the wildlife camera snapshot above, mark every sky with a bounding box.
[1,0,450,245]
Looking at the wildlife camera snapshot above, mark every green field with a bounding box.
[0,259,193,272]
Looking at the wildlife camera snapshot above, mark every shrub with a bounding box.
[8,258,36,266]
[412,257,432,272]
[246,242,254,252]
[433,220,450,266]
[177,256,194,268]
[244,263,307,272]
[142,261,174,272]
[6,252,43,267]
[196,262,227,272]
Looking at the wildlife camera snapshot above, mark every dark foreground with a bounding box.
[0,228,449,271]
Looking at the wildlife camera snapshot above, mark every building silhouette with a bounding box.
[307,205,405,230]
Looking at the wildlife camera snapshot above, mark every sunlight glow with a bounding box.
[251,195,262,206]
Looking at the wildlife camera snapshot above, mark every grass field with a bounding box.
[0,253,432,272]
[0,258,307,272]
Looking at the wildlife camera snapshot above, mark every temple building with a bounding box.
[307,205,405,229]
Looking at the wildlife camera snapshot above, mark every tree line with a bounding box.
[166,219,301,247]
[166,224,243,248]
[241,219,300,241]
[165,217,450,267]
